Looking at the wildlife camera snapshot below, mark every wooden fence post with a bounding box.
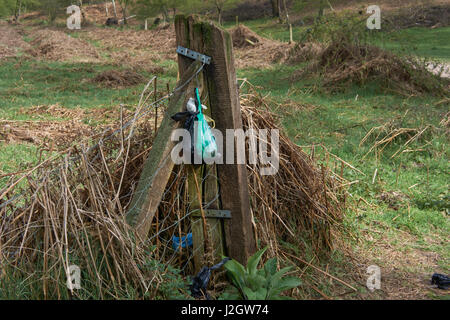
[175,15,256,265]
[126,15,256,268]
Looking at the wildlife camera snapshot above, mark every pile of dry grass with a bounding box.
[84,26,176,60]
[0,104,138,149]
[231,25,262,48]
[230,25,293,69]
[384,4,450,29]
[109,50,165,73]
[0,114,160,299]
[21,104,135,123]
[27,29,100,62]
[286,42,324,64]
[83,3,109,24]
[0,83,346,299]
[293,36,449,95]
[0,120,93,148]
[359,113,438,159]
[240,88,345,256]
[92,69,146,87]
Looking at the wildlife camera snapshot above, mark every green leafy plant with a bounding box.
[221,247,301,300]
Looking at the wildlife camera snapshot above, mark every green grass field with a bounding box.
[233,20,449,298]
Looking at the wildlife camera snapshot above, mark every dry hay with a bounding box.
[109,50,165,73]
[21,104,134,123]
[286,42,324,64]
[0,83,346,299]
[293,36,449,95]
[240,88,345,256]
[92,69,146,87]
[82,3,110,24]
[83,25,176,60]
[0,120,93,149]
[1,104,138,150]
[20,104,86,120]
[26,29,100,62]
[19,104,139,130]
[0,119,158,299]
[231,25,262,48]
[384,4,450,29]
[359,113,441,160]
[376,191,409,211]
[81,3,140,26]
[0,25,31,60]
[230,25,294,69]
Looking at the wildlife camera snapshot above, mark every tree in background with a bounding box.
[0,0,39,19]
[117,0,134,24]
[318,0,326,20]
[213,0,225,25]
[135,0,183,23]
[210,0,242,25]
[14,0,23,20]
[39,0,72,22]
[0,0,16,18]
[271,0,280,19]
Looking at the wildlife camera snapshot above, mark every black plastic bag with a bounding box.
[171,109,198,164]
[189,258,231,300]
[431,273,450,290]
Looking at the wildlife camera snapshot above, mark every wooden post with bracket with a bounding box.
[126,15,256,270]
[175,15,256,266]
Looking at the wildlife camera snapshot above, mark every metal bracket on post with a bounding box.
[177,45,211,65]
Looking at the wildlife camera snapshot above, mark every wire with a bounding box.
[0,63,205,210]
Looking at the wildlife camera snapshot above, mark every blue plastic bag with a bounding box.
[172,233,193,251]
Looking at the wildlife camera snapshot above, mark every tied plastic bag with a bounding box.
[189,258,231,299]
[194,88,218,161]
[171,88,218,163]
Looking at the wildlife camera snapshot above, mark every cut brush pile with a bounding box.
[359,112,441,159]
[92,69,146,87]
[240,86,345,258]
[26,29,100,62]
[0,82,346,299]
[230,25,293,69]
[293,35,449,96]
[0,119,159,299]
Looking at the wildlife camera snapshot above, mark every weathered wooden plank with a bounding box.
[126,60,202,240]
[190,164,225,272]
[188,164,206,271]
[203,164,225,255]
[175,15,256,265]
